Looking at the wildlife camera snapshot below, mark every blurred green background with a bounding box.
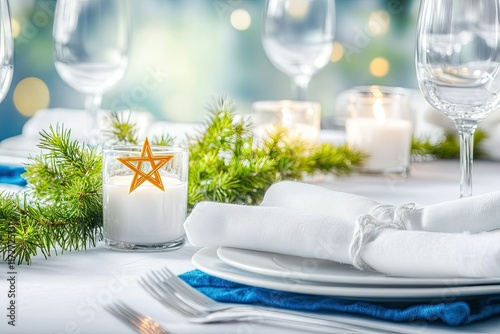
[0,0,418,141]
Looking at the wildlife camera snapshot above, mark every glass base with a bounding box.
[104,235,185,252]
[358,166,410,178]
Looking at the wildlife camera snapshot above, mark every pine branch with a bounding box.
[151,133,175,146]
[0,97,365,264]
[103,112,139,145]
[412,129,488,160]
[187,98,366,208]
[1,126,103,265]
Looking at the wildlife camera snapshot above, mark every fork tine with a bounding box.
[158,268,215,307]
[139,275,202,319]
[149,270,217,313]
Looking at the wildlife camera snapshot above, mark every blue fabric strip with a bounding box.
[0,165,26,186]
[179,270,500,326]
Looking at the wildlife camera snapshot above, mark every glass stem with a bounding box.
[456,120,478,198]
[84,94,103,145]
[291,74,311,101]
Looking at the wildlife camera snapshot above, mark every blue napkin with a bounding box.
[180,270,500,326]
[0,165,26,186]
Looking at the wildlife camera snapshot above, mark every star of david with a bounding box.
[117,138,173,194]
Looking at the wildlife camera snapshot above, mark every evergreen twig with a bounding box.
[1,125,102,265]
[412,129,488,160]
[186,98,365,207]
[8,97,489,265]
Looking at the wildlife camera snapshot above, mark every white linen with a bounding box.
[184,201,500,278]
[0,108,155,156]
[186,181,500,277]
[186,203,355,264]
[21,108,154,141]
[261,181,379,222]
[262,181,500,233]
[9,243,495,334]
[4,160,500,333]
[22,108,92,140]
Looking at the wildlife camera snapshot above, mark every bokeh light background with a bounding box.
[0,0,417,141]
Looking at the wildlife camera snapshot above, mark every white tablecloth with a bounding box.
[2,159,500,334]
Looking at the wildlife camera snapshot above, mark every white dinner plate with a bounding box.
[192,247,500,301]
[216,247,500,287]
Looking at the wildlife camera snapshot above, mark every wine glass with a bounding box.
[0,0,13,104]
[53,0,130,144]
[416,0,500,198]
[262,0,335,100]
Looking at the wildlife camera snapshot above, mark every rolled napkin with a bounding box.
[185,202,500,277]
[261,181,500,233]
[186,203,355,264]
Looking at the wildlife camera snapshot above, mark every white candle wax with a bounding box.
[346,118,412,171]
[103,175,187,244]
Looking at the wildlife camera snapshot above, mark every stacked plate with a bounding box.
[192,247,500,301]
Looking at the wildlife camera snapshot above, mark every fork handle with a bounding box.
[204,307,394,333]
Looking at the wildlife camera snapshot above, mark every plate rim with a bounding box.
[216,247,500,287]
[192,247,500,300]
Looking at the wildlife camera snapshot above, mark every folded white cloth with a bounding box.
[22,108,92,140]
[185,181,500,278]
[262,181,500,233]
[22,108,154,141]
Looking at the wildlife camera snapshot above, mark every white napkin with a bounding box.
[22,108,92,140]
[0,109,155,156]
[22,108,154,141]
[185,181,500,278]
[262,181,500,233]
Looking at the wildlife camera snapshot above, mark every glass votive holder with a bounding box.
[344,86,413,176]
[252,100,321,143]
[102,142,188,251]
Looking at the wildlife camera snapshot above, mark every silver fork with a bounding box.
[139,268,393,333]
[104,300,169,334]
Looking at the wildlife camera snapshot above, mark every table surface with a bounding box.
[2,159,500,334]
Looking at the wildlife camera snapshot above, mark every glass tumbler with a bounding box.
[344,86,413,176]
[103,144,188,251]
[252,100,321,143]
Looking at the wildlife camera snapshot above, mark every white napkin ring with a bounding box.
[349,203,417,270]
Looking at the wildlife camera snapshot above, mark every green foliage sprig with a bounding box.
[0,97,365,264]
[9,98,491,265]
[411,129,488,160]
[187,98,365,207]
[0,97,493,265]
[1,126,102,264]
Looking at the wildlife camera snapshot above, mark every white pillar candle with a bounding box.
[252,100,321,143]
[346,117,412,171]
[103,175,187,244]
[346,94,413,173]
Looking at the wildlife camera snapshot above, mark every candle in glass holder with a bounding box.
[102,141,188,251]
[345,86,413,175]
[252,100,321,143]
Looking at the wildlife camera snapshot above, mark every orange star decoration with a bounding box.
[117,138,174,194]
